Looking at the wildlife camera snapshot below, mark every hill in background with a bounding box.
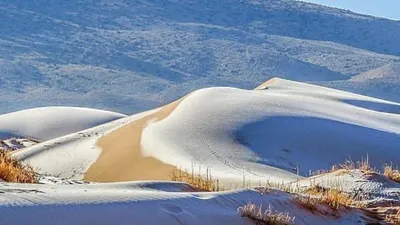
[0,0,399,114]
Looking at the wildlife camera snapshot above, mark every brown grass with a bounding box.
[335,155,376,175]
[292,195,319,213]
[0,148,37,183]
[306,185,357,210]
[238,202,295,225]
[384,164,400,183]
[170,166,220,192]
[311,155,376,177]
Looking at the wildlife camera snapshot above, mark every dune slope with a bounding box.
[0,107,126,140]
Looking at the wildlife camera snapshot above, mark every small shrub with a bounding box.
[0,148,37,183]
[238,202,295,225]
[383,164,400,183]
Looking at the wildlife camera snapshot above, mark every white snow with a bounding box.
[0,107,126,140]
[141,78,400,185]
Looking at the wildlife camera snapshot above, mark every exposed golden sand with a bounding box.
[84,98,184,182]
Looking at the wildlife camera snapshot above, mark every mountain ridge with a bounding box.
[0,0,399,114]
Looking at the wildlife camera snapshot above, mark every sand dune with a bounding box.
[139,78,400,184]
[14,78,400,186]
[5,78,400,224]
[85,98,185,182]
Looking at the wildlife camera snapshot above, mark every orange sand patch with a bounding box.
[84,98,185,182]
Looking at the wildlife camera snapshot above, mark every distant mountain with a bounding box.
[0,0,399,114]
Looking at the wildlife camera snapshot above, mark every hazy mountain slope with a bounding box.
[0,0,399,114]
[351,62,400,82]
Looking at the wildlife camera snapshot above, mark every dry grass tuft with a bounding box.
[292,195,319,213]
[384,164,400,183]
[170,166,220,192]
[238,202,295,225]
[0,148,37,183]
[306,185,356,210]
[312,155,376,177]
[335,155,376,175]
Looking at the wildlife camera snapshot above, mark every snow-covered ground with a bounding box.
[0,107,126,140]
[0,181,381,225]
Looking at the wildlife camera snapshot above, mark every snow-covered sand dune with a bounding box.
[4,78,400,224]
[0,107,126,140]
[14,78,400,185]
[0,181,380,225]
[137,78,400,184]
[81,78,400,185]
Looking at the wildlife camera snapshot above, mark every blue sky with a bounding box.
[300,0,400,21]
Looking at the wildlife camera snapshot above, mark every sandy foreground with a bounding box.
[84,98,186,182]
